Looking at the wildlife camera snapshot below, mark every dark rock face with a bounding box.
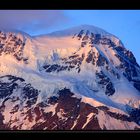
[125,50,138,65]
[96,54,108,66]
[86,50,96,65]
[77,30,84,39]
[43,64,68,73]
[129,108,140,125]
[96,71,115,96]
[82,30,89,41]
[81,41,87,47]
[133,81,140,92]
[0,75,24,99]
[22,84,39,107]
[0,31,28,63]
[93,34,101,44]
[0,112,9,130]
[98,106,131,122]
[105,82,115,96]
[43,53,85,73]
[126,105,140,125]
[99,37,114,46]
[115,46,125,53]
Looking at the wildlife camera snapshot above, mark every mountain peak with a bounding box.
[36,24,112,38]
[1,24,140,130]
[74,24,110,33]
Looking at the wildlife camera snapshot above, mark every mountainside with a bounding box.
[0,25,140,130]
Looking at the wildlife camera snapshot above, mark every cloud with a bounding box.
[0,10,68,35]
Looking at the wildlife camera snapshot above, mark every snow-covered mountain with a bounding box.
[0,25,140,130]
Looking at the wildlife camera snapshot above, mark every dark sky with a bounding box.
[0,10,140,65]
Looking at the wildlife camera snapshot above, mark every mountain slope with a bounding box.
[0,25,140,130]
